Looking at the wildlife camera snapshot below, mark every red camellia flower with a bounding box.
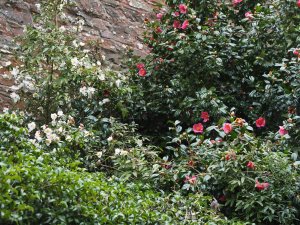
[225,154,231,161]
[181,20,189,30]
[232,0,242,7]
[255,117,266,128]
[156,13,163,20]
[255,180,270,191]
[188,160,194,167]
[173,11,180,17]
[156,27,163,33]
[184,175,197,185]
[103,89,110,97]
[219,195,226,202]
[247,161,255,169]
[225,152,236,161]
[179,4,188,14]
[279,126,288,136]
[245,11,254,20]
[223,123,233,134]
[193,123,204,134]
[136,63,145,69]
[173,20,181,29]
[201,111,210,122]
[297,0,300,8]
[293,49,299,56]
[138,67,147,77]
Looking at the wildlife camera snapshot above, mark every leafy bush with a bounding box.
[9,0,126,127]
[2,1,300,224]
[0,112,243,225]
[126,0,300,133]
[160,114,300,224]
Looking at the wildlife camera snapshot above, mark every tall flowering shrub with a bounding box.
[127,0,300,134]
[8,0,126,126]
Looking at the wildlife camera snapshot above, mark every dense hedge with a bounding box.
[0,113,241,225]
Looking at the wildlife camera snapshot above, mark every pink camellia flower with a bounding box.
[247,161,255,169]
[245,11,254,20]
[173,20,181,29]
[138,67,147,77]
[201,111,210,122]
[193,123,204,134]
[255,180,270,191]
[223,123,233,134]
[256,117,266,128]
[179,4,188,14]
[293,49,299,56]
[136,63,144,69]
[232,0,242,7]
[297,0,300,8]
[279,126,288,136]
[173,11,180,17]
[184,175,197,185]
[181,20,189,30]
[156,13,163,20]
[156,27,163,33]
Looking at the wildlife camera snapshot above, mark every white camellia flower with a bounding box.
[45,139,52,146]
[10,92,20,103]
[49,133,60,142]
[11,68,19,77]
[96,151,103,158]
[44,128,52,135]
[115,148,121,155]
[57,110,64,117]
[35,3,41,10]
[79,86,87,96]
[35,131,42,142]
[86,87,95,98]
[72,40,78,48]
[107,136,113,142]
[98,72,105,81]
[120,150,128,156]
[136,139,143,147]
[2,107,9,113]
[51,113,57,121]
[71,57,80,67]
[4,61,11,66]
[27,122,36,132]
[115,79,121,87]
[10,85,19,91]
[65,135,72,142]
[59,26,66,32]
[102,98,110,104]
[57,127,63,133]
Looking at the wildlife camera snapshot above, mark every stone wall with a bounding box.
[0,0,156,109]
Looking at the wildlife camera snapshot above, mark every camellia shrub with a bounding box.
[2,1,300,224]
[9,0,127,127]
[126,0,300,134]
[158,113,300,224]
[0,111,246,225]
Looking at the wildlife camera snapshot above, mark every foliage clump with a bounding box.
[2,0,300,224]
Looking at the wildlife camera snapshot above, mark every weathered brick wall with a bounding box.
[0,0,156,109]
